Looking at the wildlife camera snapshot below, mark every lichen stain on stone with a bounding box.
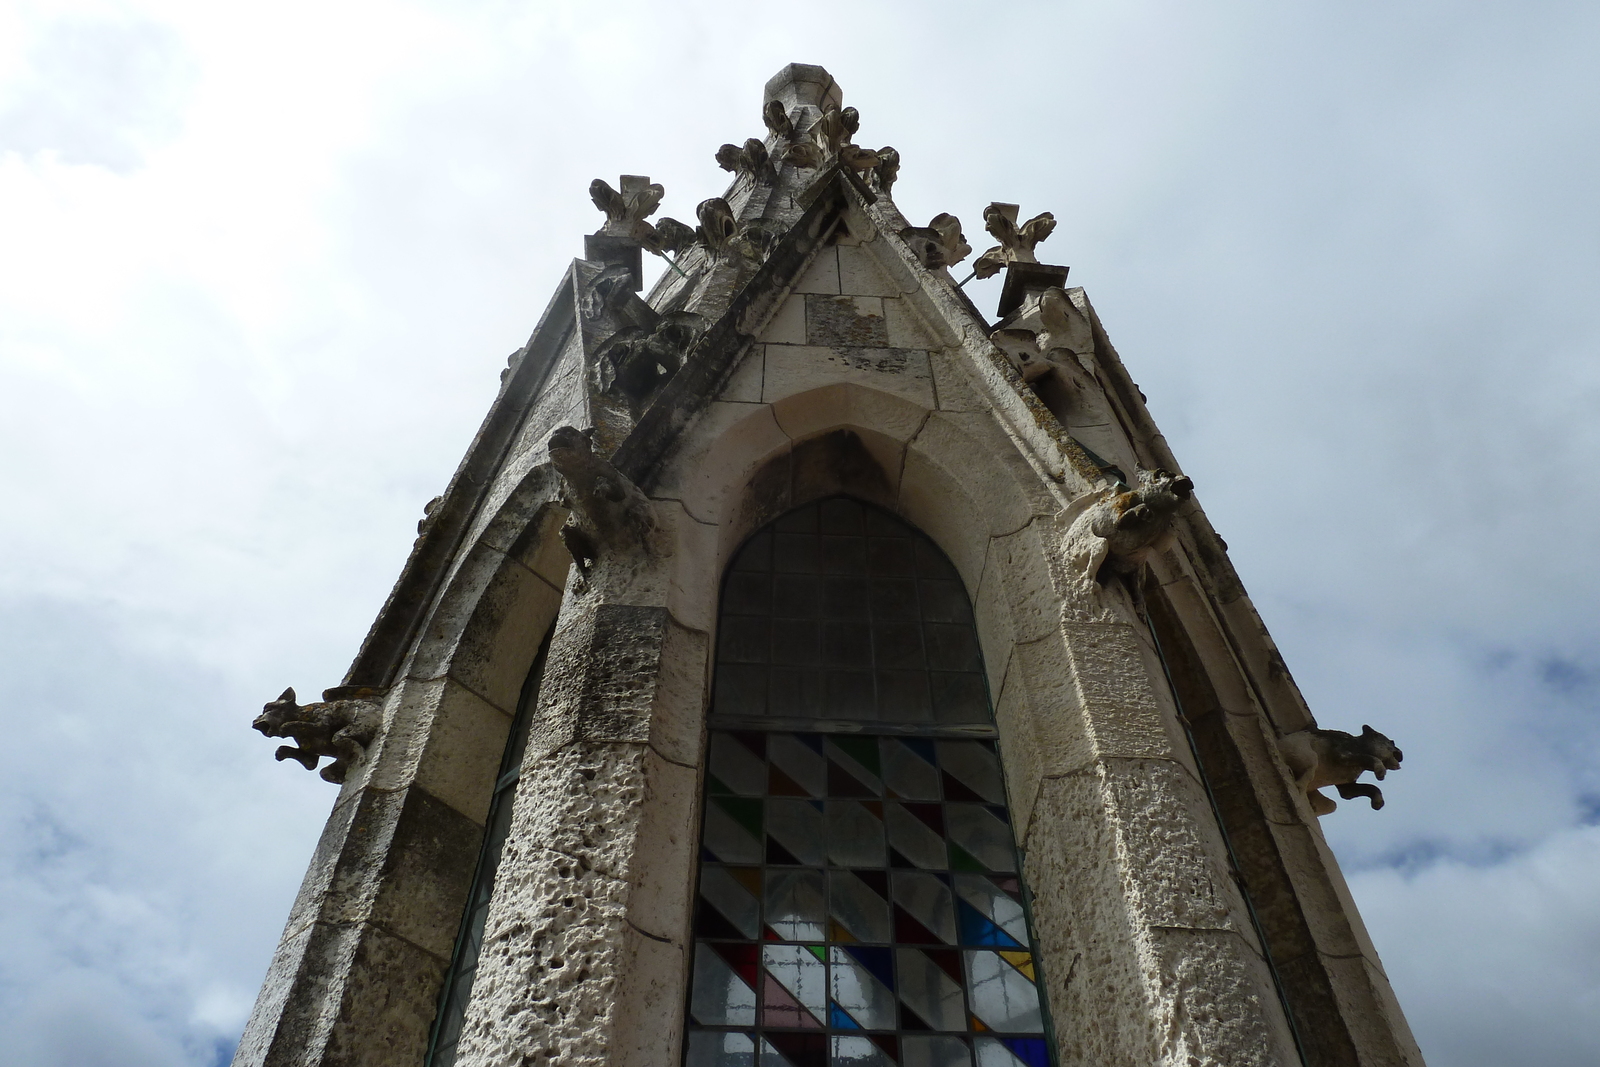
[806,293,889,346]
[837,346,908,374]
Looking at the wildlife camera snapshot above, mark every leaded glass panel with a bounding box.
[688,498,1053,1067]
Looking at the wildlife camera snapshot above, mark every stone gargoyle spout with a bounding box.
[1279,725,1404,816]
[548,425,667,582]
[253,686,384,784]
[1064,467,1195,586]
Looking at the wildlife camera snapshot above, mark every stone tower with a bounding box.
[235,64,1424,1067]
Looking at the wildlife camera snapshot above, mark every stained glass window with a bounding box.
[687,498,1053,1067]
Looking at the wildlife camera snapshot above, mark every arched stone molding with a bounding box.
[235,469,573,1067]
[636,379,1299,1066]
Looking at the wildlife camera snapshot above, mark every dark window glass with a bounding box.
[689,498,1053,1067]
[426,631,553,1067]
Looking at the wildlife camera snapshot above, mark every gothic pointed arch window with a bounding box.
[686,497,1054,1067]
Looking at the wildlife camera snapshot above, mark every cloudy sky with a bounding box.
[1,0,1596,1064]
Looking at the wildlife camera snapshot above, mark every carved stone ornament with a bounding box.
[872,146,900,194]
[1063,466,1194,587]
[589,175,665,241]
[548,425,667,582]
[972,202,1057,279]
[695,197,783,268]
[580,263,641,321]
[640,217,697,257]
[594,311,705,400]
[900,212,972,270]
[253,686,384,784]
[783,105,890,177]
[762,98,793,138]
[1278,725,1404,816]
[989,287,1095,383]
[716,138,776,184]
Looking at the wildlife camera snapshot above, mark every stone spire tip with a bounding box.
[764,63,842,112]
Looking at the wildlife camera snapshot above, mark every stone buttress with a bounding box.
[234,63,1425,1067]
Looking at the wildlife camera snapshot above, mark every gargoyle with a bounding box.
[253,687,383,784]
[695,198,782,269]
[1064,467,1195,585]
[989,287,1096,385]
[593,311,704,400]
[763,99,793,138]
[548,425,665,581]
[784,106,885,175]
[872,147,900,194]
[900,213,972,270]
[640,217,697,258]
[1279,725,1404,816]
[973,202,1057,280]
[716,138,776,184]
[589,175,665,241]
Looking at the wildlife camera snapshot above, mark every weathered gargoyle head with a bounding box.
[1361,725,1404,777]
[253,687,300,737]
[548,425,593,465]
[1132,467,1194,506]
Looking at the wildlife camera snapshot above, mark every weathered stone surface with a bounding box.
[836,242,899,296]
[650,400,790,527]
[369,678,510,825]
[792,246,840,293]
[1060,621,1182,763]
[804,294,889,346]
[718,343,766,402]
[768,379,930,446]
[447,550,564,713]
[452,844,634,1067]
[764,344,934,410]
[1023,767,1291,1065]
[234,920,322,1067]
[318,924,449,1067]
[1147,926,1297,1066]
[882,294,943,350]
[757,293,807,344]
[611,926,688,1067]
[527,603,671,762]
[367,788,484,959]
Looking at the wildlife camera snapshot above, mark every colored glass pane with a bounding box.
[687,500,1053,1065]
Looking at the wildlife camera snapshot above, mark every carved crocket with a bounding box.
[253,687,383,784]
[1279,725,1405,815]
[547,425,665,581]
[1064,467,1195,586]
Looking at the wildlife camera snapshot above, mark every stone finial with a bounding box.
[763,63,842,113]
[901,213,972,270]
[586,175,668,290]
[253,686,384,784]
[972,202,1057,279]
[548,425,666,582]
[1064,467,1194,587]
[589,175,665,239]
[1279,726,1404,816]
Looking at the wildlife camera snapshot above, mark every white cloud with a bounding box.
[0,1,1596,1064]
